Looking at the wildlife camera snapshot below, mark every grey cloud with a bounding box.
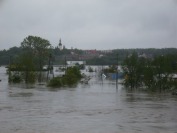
[0,0,176,50]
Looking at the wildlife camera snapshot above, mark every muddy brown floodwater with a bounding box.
[0,66,177,133]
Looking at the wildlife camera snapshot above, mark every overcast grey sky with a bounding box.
[0,0,177,50]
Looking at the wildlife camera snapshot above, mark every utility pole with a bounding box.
[65,56,67,75]
[47,54,54,81]
[116,53,119,89]
[8,56,12,82]
[47,54,51,81]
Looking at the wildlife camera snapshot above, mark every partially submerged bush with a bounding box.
[88,66,94,72]
[47,77,63,87]
[9,71,37,84]
[48,66,82,87]
[9,73,22,83]
[103,65,117,73]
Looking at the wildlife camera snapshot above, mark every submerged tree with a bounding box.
[8,35,51,83]
[151,55,174,91]
[123,52,143,89]
[21,35,51,82]
[123,52,177,92]
[143,63,155,90]
[17,52,36,83]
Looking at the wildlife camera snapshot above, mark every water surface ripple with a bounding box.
[0,67,177,133]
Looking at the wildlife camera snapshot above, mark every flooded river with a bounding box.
[0,66,177,133]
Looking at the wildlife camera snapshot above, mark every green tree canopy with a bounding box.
[21,35,51,70]
[17,35,51,83]
[21,35,51,56]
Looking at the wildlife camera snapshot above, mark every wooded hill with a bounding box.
[1,46,177,66]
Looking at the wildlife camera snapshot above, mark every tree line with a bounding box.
[1,39,177,66]
[123,52,177,92]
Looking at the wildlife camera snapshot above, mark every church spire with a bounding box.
[58,38,63,50]
[59,38,61,45]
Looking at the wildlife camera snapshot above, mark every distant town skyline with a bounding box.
[0,0,177,50]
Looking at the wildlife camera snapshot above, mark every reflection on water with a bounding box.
[8,92,33,97]
[0,66,177,133]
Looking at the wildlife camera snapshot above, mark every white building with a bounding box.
[66,61,86,67]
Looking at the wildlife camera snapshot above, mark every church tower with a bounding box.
[58,38,63,50]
